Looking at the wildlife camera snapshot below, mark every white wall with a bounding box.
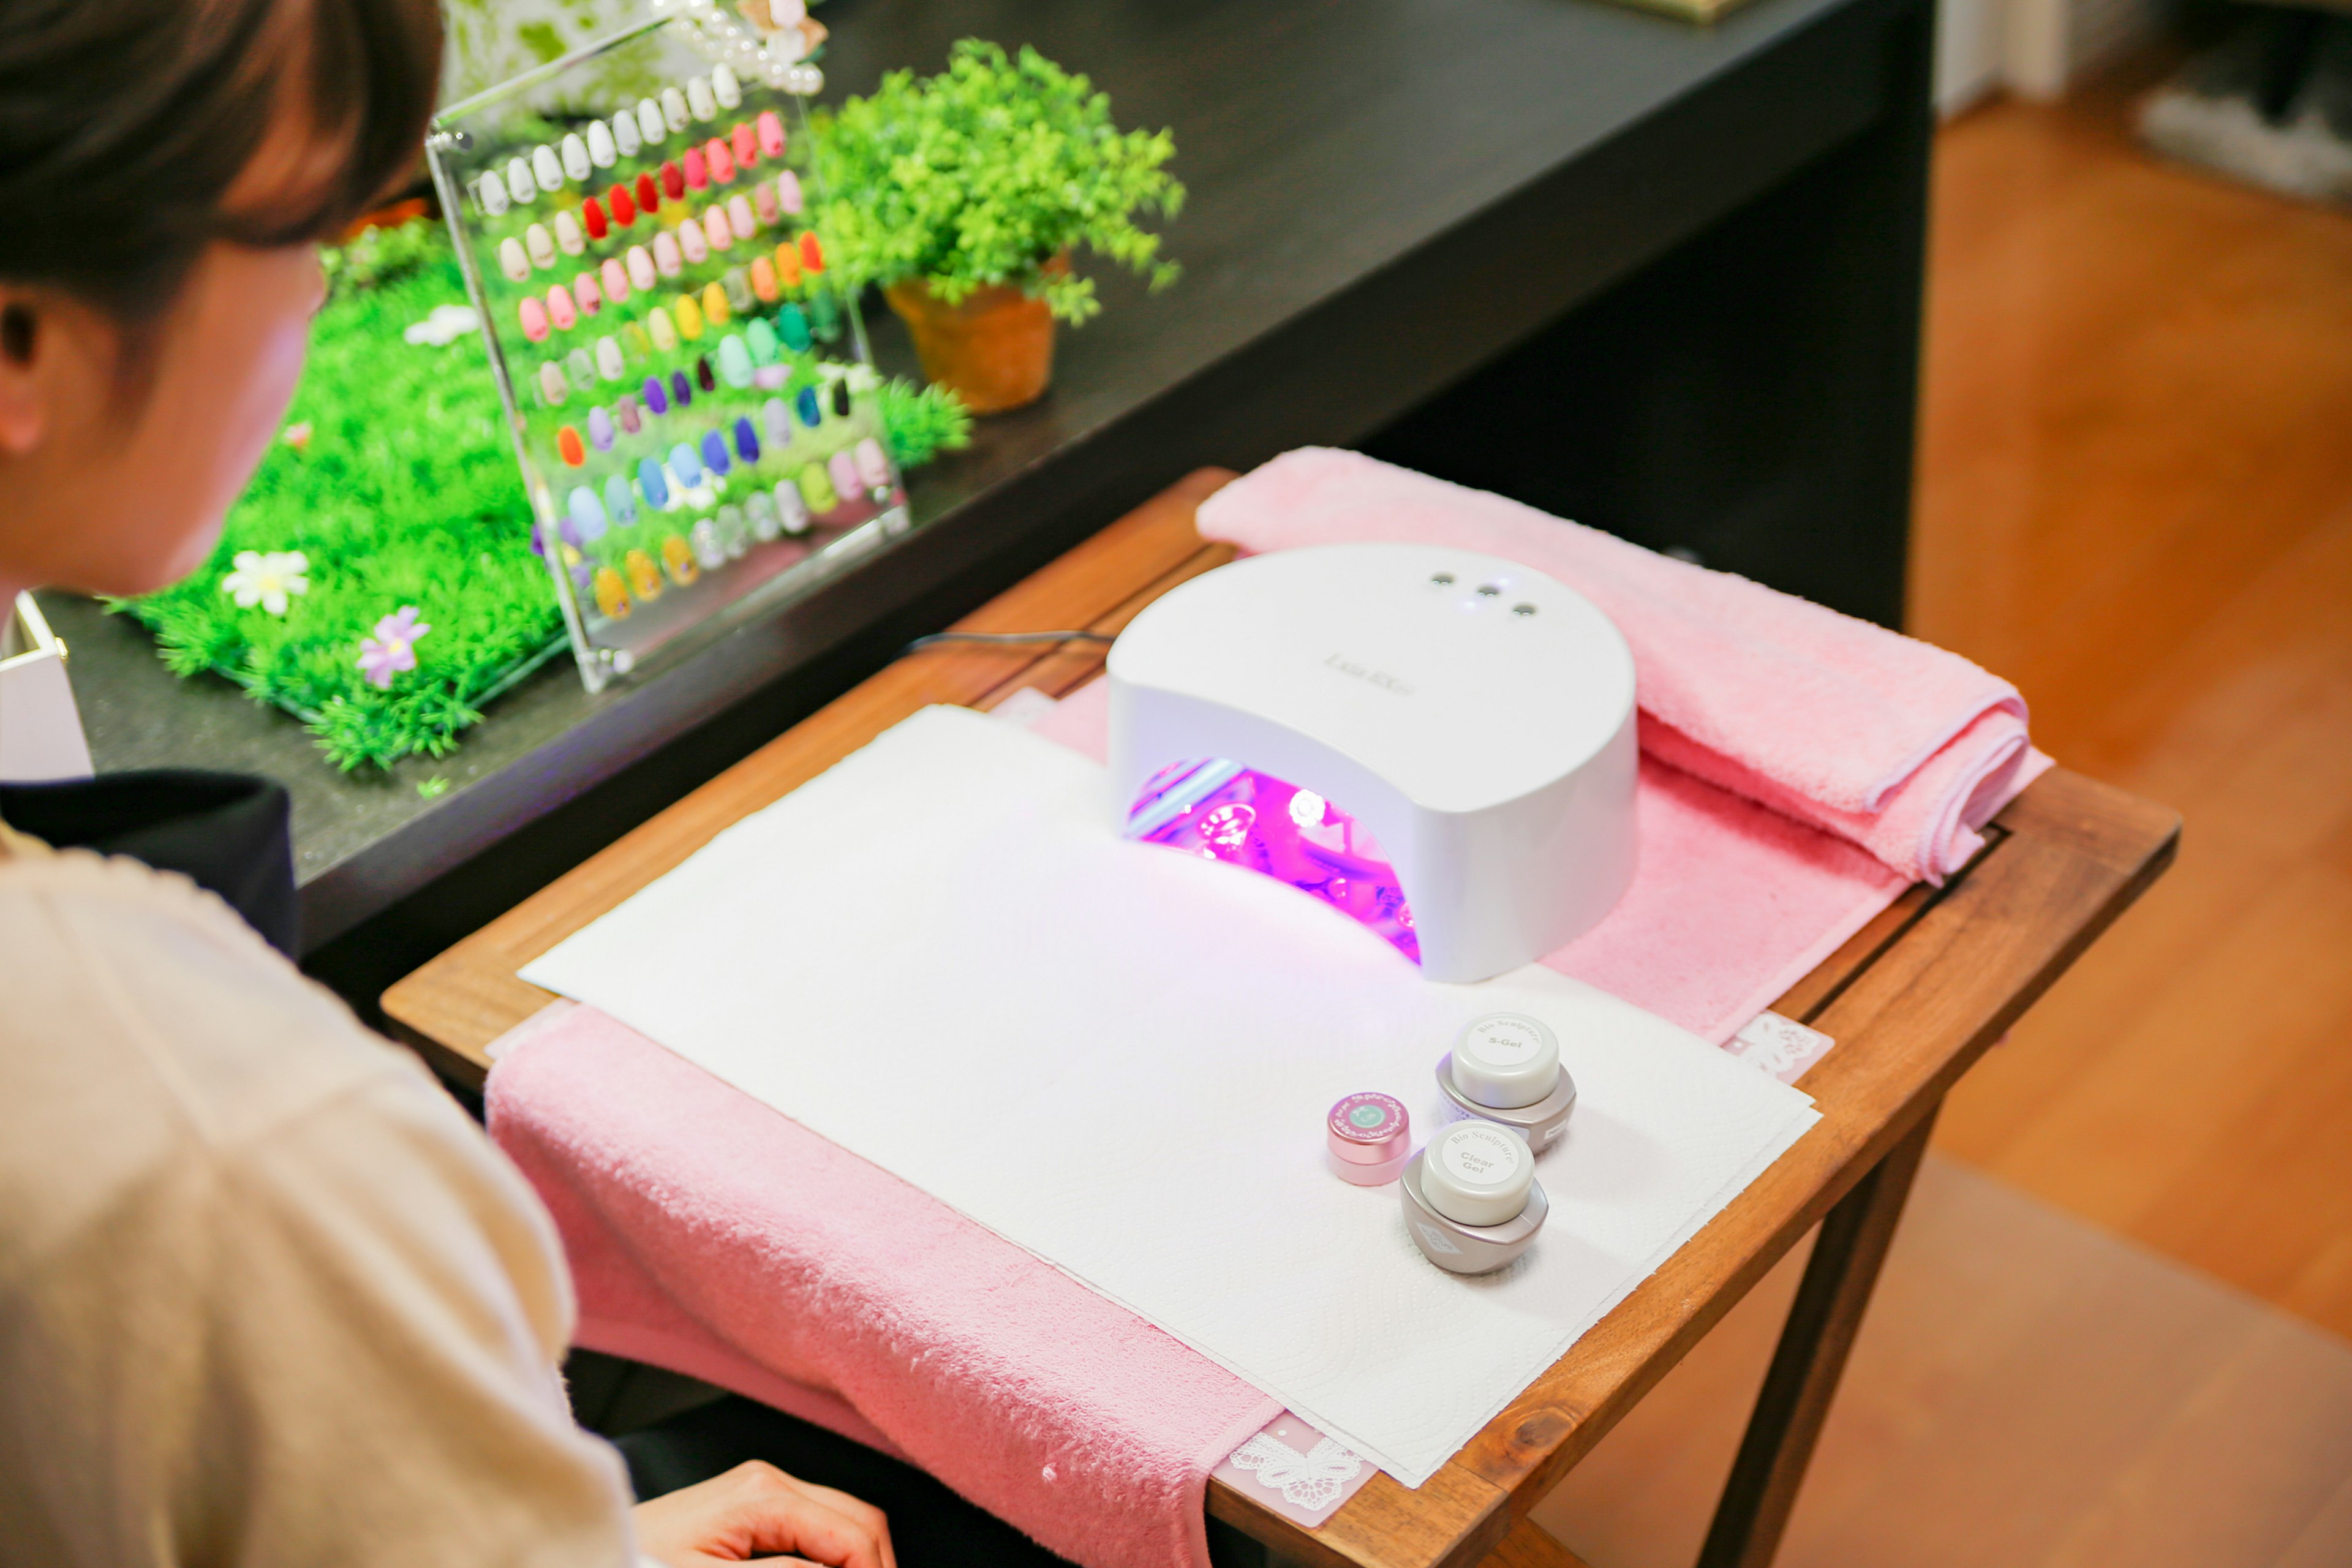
[1935,0,2166,113]
[1937,0,2013,110]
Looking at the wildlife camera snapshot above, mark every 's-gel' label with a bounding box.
[1464,1015,1546,1067]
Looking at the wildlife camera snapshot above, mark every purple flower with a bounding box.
[356,605,432,689]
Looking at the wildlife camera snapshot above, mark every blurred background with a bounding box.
[1534,4,2352,1561]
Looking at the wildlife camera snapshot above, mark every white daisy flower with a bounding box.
[221,550,311,616]
[402,303,481,348]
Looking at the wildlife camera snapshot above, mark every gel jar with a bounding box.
[1434,1012,1577,1153]
[1400,1120,1548,1275]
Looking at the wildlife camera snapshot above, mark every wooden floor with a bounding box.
[1912,83,2352,1344]
[1536,72,2352,1568]
[1533,1156,2352,1567]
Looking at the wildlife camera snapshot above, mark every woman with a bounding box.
[0,4,1048,1564]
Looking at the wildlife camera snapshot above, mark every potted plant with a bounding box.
[812,40,1184,413]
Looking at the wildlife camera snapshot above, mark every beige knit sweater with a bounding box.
[0,820,642,1565]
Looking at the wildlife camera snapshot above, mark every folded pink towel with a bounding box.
[1194,449,2051,883]
[490,1002,1279,1568]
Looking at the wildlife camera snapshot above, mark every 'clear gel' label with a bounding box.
[1438,1123,1524,1188]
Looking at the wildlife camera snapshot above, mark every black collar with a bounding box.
[0,771,298,957]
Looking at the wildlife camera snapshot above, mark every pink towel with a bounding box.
[491,1002,1279,1568]
[1193,449,2051,883]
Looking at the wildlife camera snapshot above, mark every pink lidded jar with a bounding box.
[1326,1092,1412,1186]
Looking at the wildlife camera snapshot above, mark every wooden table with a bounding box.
[386,473,2179,1568]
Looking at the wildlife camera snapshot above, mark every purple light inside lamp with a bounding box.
[1125,760,1419,965]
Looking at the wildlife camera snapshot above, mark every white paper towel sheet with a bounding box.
[523,706,1820,1485]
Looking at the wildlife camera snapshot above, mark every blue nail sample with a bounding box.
[795,385,821,428]
[733,415,760,463]
[699,428,731,476]
[638,455,670,508]
[567,484,608,541]
[669,441,704,485]
[603,472,638,525]
[669,370,693,409]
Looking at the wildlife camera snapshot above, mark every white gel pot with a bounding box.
[1435,1012,1577,1153]
[1400,1121,1547,1275]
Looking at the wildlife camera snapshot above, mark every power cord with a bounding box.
[900,630,1115,656]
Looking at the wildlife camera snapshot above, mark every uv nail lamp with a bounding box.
[1108,543,1639,983]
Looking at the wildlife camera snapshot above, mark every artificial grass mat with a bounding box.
[123,222,970,774]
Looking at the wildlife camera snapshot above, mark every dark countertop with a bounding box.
[51,0,1920,951]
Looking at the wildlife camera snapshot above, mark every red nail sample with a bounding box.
[682,148,708,191]
[660,160,685,200]
[609,184,638,225]
[638,170,662,211]
[582,197,609,240]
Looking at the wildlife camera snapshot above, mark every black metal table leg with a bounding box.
[1694,1106,1941,1568]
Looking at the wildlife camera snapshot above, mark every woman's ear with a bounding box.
[0,290,49,455]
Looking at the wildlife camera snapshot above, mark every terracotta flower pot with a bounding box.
[883,257,1066,415]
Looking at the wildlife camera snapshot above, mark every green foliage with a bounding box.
[123,232,556,773]
[123,224,965,775]
[441,0,665,109]
[812,40,1184,324]
[515,20,569,64]
[877,379,974,469]
[319,218,442,295]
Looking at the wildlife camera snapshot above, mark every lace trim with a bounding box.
[1229,1431,1364,1510]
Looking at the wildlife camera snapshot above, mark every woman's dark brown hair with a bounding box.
[0,0,443,325]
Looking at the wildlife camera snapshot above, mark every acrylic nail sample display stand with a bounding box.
[426,17,907,693]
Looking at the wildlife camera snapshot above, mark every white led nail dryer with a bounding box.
[1107,542,1638,982]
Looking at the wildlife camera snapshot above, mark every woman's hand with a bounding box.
[633,1461,897,1568]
